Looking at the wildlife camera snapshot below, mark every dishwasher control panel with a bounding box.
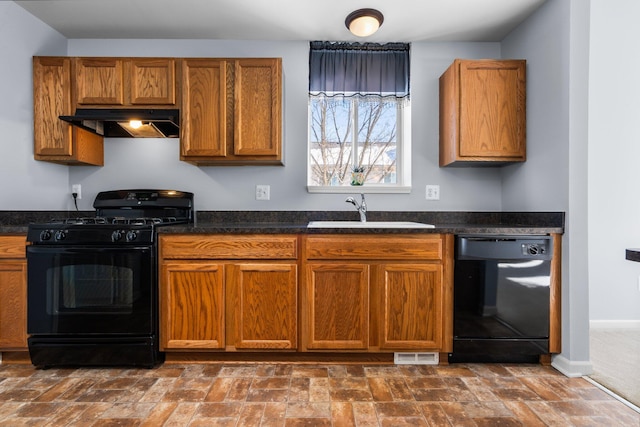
[457,235,553,261]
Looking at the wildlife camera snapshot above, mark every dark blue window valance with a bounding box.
[309,41,410,100]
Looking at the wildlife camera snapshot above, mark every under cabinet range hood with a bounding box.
[59,109,180,138]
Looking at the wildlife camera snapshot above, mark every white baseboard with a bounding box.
[551,354,593,377]
[590,320,640,329]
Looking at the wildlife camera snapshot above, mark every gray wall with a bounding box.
[0,2,69,210]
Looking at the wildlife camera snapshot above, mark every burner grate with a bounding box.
[47,216,184,226]
[52,217,110,225]
[111,217,179,225]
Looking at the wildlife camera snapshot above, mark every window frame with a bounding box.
[306,97,411,194]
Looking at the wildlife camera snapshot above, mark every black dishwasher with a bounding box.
[449,235,553,363]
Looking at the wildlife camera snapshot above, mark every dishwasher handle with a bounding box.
[456,235,553,261]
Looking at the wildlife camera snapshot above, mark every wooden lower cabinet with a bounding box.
[377,263,443,350]
[159,233,454,358]
[158,235,298,351]
[302,234,453,353]
[0,236,28,351]
[160,261,225,350]
[227,263,297,350]
[304,263,370,350]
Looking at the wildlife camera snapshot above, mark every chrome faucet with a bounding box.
[346,194,367,222]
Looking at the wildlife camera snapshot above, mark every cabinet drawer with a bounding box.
[0,236,26,259]
[305,235,442,261]
[160,234,298,259]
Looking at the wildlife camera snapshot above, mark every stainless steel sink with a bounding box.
[307,221,435,229]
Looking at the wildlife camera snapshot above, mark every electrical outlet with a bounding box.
[256,184,270,201]
[425,184,440,200]
[72,184,82,200]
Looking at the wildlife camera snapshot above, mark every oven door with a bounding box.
[27,245,154,336]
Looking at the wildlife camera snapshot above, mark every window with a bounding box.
[307,42,411,193]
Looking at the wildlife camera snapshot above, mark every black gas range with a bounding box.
[27,189,194,246]
[26,189,193,369]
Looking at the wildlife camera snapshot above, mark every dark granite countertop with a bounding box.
[0,211,92,234]
[0,210,565,236]
[0,225,29,234]
[164,223,562,235]
[162,210,564,235]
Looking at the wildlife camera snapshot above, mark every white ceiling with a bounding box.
[14,0,547,43]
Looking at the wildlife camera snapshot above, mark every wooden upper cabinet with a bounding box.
[33,57,104,166]
[33,55,280,166]
[75,58,124,105]
[234,59,281,158]
[180,57,283,165]
[129,58,176,105]
[74,57,176,107]
[180,58,228,158]
[33,57,72,157]
[439,59,526,166]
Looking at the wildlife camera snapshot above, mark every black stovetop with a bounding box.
[27,189,194,245]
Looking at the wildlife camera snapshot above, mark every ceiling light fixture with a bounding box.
[345,8,384,37]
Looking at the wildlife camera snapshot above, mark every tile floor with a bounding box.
[0,362,638,426]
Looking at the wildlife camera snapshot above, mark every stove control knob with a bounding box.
[54,230,66,241]
[125,230,138,242]
[39,230,52,241]
[111,230,123,242]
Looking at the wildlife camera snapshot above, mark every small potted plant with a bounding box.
[350,166,366,186]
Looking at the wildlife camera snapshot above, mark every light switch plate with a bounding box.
[256,185,270,200]
[425,184,440,200]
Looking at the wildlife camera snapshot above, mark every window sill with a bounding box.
[307,186,411,194]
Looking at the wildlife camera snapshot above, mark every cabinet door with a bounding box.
[234,58,282,158]
[33,57,73,158]
[459,60,526,158]
[228,263,297,349]
[377,264,443,350]
[129,58,176,105]
[160,261,225,350]
[0,260,27,350]
[439,59,526,166]
[304,263,369,350]
[75,58,125,105]
[180,59,228,157]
